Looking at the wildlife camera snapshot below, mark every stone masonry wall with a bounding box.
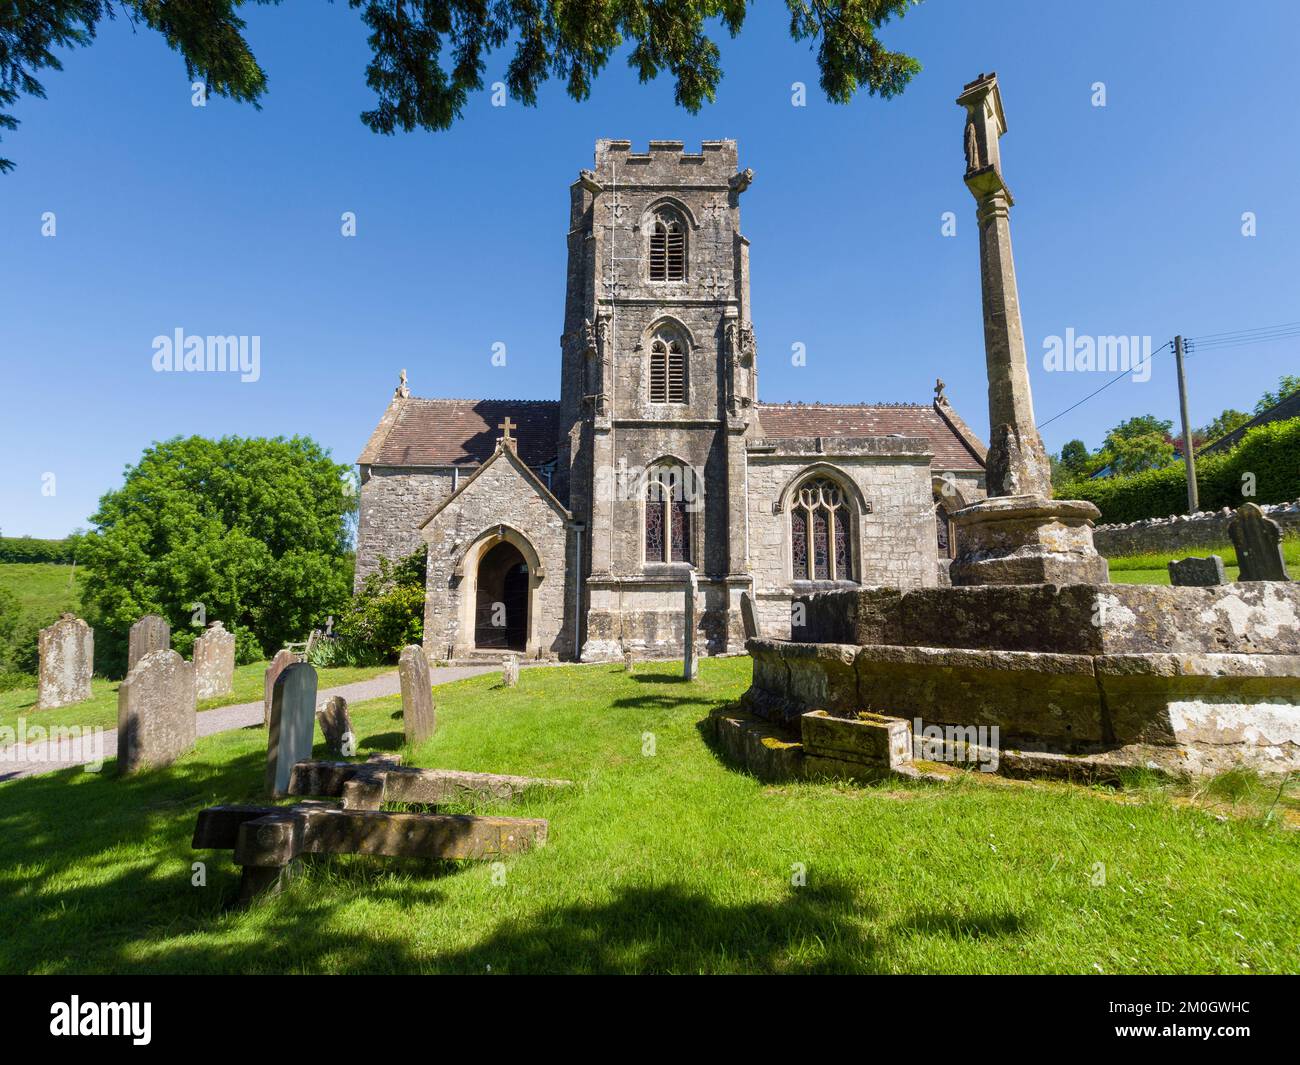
[1093,499,1300,558]
[355,467,455,589]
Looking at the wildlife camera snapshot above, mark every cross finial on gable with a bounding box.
[497,416,517,450]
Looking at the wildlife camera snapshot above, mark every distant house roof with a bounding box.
[754,401,987,472]
[1201,390,1300,457]
[357,398,560,468]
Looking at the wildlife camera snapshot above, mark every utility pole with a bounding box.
[1173,335,1199,513]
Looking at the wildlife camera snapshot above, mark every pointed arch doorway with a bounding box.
[474,540,529,651]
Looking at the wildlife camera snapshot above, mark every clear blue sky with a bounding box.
[1,0,1296,538]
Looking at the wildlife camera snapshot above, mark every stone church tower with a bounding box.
[557,140,758,658]
[354,139,988,665]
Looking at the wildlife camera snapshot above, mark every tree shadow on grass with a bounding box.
[898,910,1030,940]
[431,878,882,974]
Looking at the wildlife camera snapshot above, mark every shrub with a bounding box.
[0,671,35,692]
[1060,416,1300,523]
[329,551,426,664]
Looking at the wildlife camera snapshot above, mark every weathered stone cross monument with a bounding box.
[950,72,1108,586]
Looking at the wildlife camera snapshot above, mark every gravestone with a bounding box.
[683,571,699,681]
[316,695,352,755]
[263,648,297,726]
[266,662,318,796]
[37,613,94,710]
[502,655,519,688]
[194,621,236,699]
[117,649,196,774]
[1168,555,1227,587]
[127,614,171,672]
[1229,503,1290,581]
[740,590,761,640]
[624,651,635,673]
[399,645,436,745]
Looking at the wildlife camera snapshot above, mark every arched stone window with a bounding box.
[790,476,853,581]
[649,209,686,281]
[649,331,687,404]
[645,465,691,564]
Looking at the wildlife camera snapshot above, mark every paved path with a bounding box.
[0,664,497,782]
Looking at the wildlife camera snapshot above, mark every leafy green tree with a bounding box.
[1255,374,1300,414]
[1058,439,1092,477]
[1199,408,1251,445]
[1105,415,1173,442]
[1100,432,1175,476]
[1,0,924,171]
[78,435,355,676]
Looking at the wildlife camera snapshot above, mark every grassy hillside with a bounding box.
[0,563,83,623]
[1,657,1295,974]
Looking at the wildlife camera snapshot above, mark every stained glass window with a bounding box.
[790,476,853,581]
[791,509,808,580]
[645,466,691,564]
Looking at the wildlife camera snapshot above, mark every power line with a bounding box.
[1038,340,1173,429]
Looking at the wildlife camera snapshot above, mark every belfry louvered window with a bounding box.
[649,334,686,404]
[645,466,691,564]
[790,476,853,581]
[649,211,686,281]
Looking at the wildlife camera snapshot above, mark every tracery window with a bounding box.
[649,210,686,281]
[790,476,853,581]
[649,332,687,403]
[645,465,691,564]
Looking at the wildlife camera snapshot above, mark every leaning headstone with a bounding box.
[263,648,297,726]
[398,645,436,745]
[117,649,196,775]
[316,695,353,756]
[502,655,519,688]
[1168,555,1227,587]
[683,571,699,681]
[1229,503,1291,581]
[37,613,94,710]
[194,621,236,699]
[739,590,761,640]
[127,614,171,672]
[267,662,318,796]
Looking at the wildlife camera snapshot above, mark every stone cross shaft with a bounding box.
[957,72,1052,499]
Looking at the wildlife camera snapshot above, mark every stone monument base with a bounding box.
[950,495,1109,586]
[740,582,1300,778]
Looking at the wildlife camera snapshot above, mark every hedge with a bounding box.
[0,536,79,564]
[1060,416,1300,524]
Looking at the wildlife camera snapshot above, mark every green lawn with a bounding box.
[0,661,394,737]
[1,657,1295,974]
[1108,538,1300,585]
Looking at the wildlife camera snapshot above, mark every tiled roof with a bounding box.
[358,398,559,468]
[755,402,986,471]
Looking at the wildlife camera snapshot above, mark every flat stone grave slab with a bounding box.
[288,754,572,810]
[192,800,549,905]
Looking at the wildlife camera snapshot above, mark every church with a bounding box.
[355,139,987,662]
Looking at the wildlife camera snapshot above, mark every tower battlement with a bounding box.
[593,139,738,183]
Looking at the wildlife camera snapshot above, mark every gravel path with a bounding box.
[0,664,496,782]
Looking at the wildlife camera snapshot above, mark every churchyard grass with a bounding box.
[1,657,1296,974]
[1108,538,1300,584]
[0,662,394,738]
